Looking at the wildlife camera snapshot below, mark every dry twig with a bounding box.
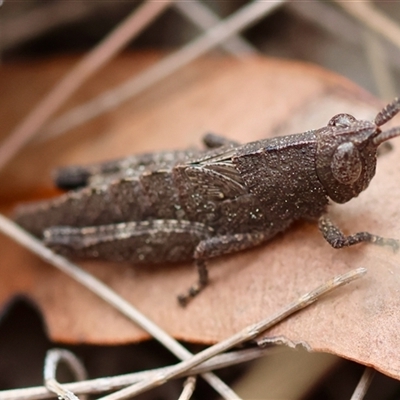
[0,0,174,173]
[43,349,87,400]
[336,1,400,50]
[0,347,281,400]
[178,377,197,400]
[289,2,399,98]
[97,268,367,400]
[1,2,103,50]
[0,214,239,400]
[41,0,285,140]
[350,367,376,400]
[173,0,257,56]
[0,213,367,399]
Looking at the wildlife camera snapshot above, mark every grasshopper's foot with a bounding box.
[371,236,399,252]
[177,260,208,307]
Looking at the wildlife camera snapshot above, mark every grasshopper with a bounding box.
[15,98,400,306]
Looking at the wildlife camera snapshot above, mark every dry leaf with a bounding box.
[1,54,400,379]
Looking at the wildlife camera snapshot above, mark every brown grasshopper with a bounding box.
[15,98,400,306]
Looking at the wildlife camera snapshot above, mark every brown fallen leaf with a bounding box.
[1,54,400,379]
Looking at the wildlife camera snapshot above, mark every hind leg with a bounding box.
[44,219,213,264]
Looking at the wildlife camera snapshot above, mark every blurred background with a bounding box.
[1,1,400,399]
[2,0,400,98]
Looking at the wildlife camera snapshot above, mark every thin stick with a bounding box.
[350,367,376,400]
[173,0,257,56]
[336,1,400,50]
[353,0,396,101]
[290,1,400,73]
[0,0,174,172]
[42,0,285,140]
[1,2,99,50]
[0,214,239,400]
[0,347,278,400]
[98,268,367,400]
[178,377,196,400]
[362,28,396,101]
[44,349,87,400]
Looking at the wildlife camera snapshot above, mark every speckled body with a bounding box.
[14,98,400,304]
[14,131,333,263]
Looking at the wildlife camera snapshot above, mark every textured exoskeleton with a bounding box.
[15,99,400,305]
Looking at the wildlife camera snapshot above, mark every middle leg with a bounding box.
[178,231,273,306]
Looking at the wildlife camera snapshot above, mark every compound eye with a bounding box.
[331,142,362,184]
[328,113,356,128]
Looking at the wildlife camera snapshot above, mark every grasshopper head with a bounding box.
[316,98,400,204]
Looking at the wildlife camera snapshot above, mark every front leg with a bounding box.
[318,215,399,250]
[178,231,273,306]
